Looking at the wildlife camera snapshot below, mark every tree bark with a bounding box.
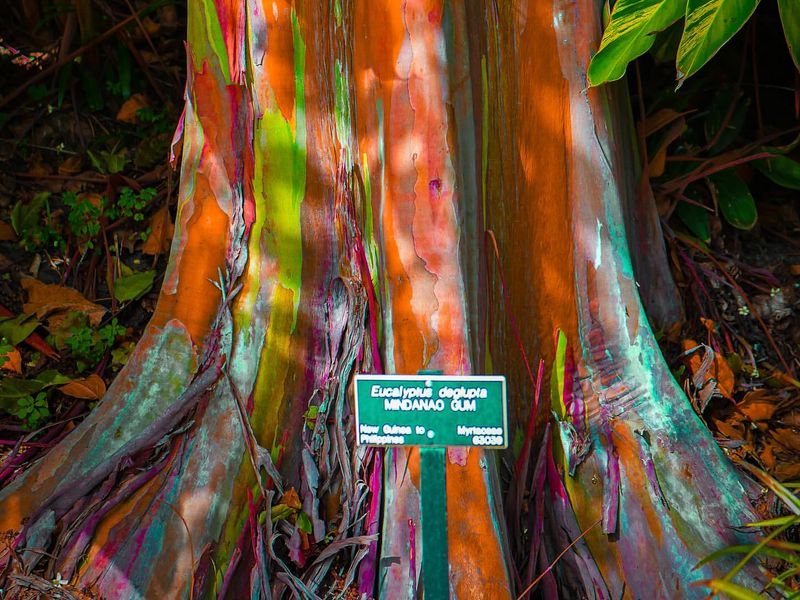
[482,1,762,597]
[352,2,512,597]
[2,2,379,597]
[0,1,765,599]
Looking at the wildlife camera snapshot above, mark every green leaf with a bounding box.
[116,43,132,99]
[0,370,72,409]
[706,169,757,230]
[695,543,798,569]
[676,0,760,84]
[114,270,156,302]
[105,151,127,174]
[747,515,800,528]
[270,504,296,523]
[296,511,313,535]
[80,65,104,111]
[699,579,765,600]
[778,0,800,71]
[11,192,49,236]
[0,314,40,346]
[753,155,800,190]
[34,370,72,387]
[0,380,44,410]
[704,88,749,153]
[87,150,105,173]
[27,84,49,103]
[588,0,685,85]
[675,199,711,242]
[57,61,74,109]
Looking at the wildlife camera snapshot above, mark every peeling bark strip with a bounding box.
[0,1,767,599]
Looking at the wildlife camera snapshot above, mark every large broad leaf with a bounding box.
[778,0,800,71]
[0,314,40,346]
[0,370,71,410]
[676,0,760,84]
[588,0,685,85]
[11,192,48,237]
[706,169,757,230]
[753,155,800,190]
[675,186,711,242]
[704,88,749,153]
[114,270,156,302]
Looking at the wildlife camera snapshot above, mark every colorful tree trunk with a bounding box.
[0,0,765,598]
[481,1,762,598]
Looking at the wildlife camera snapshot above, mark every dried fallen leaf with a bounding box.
[1,348,22,374]
[142,16,160,36]
[141,205,174,255]
[26,154,50,177]
[114,270,156,302]
[780,411,800,428]
[272,487,302,525]
[58,155,83,176]
[760,442,776,470]
[700,317,716,335]
[114,229,140,253]
[58,373,106,400]
[116,93,150,124]
[22,279,106,330]
[737,389,778,422]
[79,192,104,209]
[772,462,800,482]
[648,118,686,177]
[771,428,800,453]
[682,339,735,400]
[281,487,302,511]
[0,221,17,241]
[139,50,160,64]
[643,108,692,137]
[713,418,744,441]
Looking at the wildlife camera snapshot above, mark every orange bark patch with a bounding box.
[265,0,296,121]
[446,449,513,598]
[150,173,228,343]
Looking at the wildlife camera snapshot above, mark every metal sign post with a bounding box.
[354,372,507,599]
[419,444,448,598]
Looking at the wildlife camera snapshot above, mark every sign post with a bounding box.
[354,373,507,599]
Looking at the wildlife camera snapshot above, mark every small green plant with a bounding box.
[12,192,65,252]
[66,316,125,372]
[108,186,156,223]
[63,191,102,250]
[9,392,50,430]
[12,186,158,257]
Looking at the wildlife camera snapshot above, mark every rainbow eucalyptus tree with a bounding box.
[480,2,763,598]
[0,0,765,598]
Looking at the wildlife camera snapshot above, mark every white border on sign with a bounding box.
[352,374,508,448]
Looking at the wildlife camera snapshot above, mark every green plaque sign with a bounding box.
[354,374,507,448]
